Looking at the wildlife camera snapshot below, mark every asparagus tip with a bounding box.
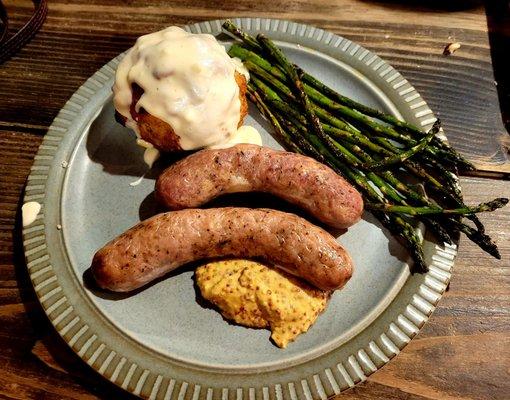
[472,231,501,259]
[490,197,509,209]
[232,22,503,267]
[469,197,509,214]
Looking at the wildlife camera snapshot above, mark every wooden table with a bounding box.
[1,1,509,399]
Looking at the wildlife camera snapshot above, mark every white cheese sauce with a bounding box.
[128,139,160,186]
[22,202,41,227]
[143,147,160,168]
[209,125,262,149]
[113,26,248,150]
[136,138,160,168]
[129,175,145,187]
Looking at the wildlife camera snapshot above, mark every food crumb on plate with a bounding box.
[443,42,461,56]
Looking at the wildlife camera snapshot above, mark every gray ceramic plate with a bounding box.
[23,18,456,400]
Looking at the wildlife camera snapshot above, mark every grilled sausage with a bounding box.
[155,144,363,229]
[91,208,353,292]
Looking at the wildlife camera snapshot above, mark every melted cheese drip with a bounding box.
[196,260,330,348]
[230,57,250,81]
[22,202,41,227]
[209,126,262,149]
[129,175,145,187]
[113,26,246,150]
[136,138,160,168]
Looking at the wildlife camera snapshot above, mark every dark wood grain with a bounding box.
[1,1,509,399]
[0,128,135,399]
[486,0,510,133]
[1,0,508,171]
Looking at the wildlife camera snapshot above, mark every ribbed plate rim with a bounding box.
[22,17,457,400]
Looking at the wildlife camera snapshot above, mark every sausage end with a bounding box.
[90,251,132,292]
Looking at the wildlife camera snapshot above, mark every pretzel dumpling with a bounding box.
[115,72,248,152]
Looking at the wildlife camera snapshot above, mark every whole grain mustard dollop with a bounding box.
[195,259,331,348]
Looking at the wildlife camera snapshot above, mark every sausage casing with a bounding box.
[91,208,353,292]
[155,144,363,229]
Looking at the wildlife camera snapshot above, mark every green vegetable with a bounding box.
[222,20,508,270]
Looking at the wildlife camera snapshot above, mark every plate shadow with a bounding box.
[85,100,190,179]
[83,260,201,301]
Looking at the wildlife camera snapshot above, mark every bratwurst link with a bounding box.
[91,208,353,292]
[155,144,363,229]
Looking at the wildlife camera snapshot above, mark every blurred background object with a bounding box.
[485,0,510,133]
[0,0,47,64]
